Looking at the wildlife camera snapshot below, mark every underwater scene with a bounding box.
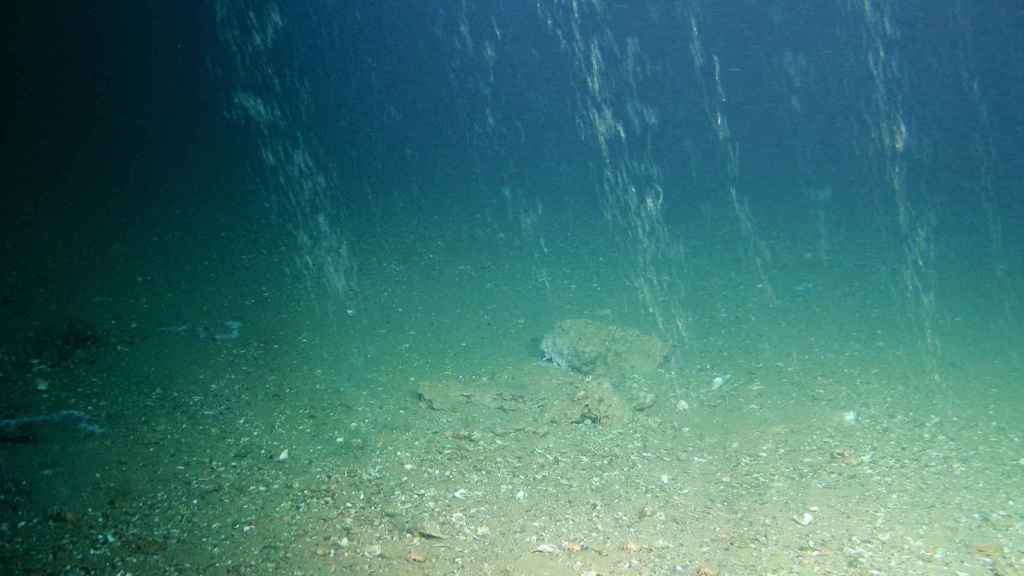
[3,1,1023,574]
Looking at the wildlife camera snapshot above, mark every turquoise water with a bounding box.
[2,181,1020,574]
[3,1,1023,574]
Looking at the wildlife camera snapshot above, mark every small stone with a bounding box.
[633,392,657,412]
[638,503,656,520]
[407,550,427,562]
[364,544,383,558]
[975,543,1004,558]
[414,524,446,540]
[276,449,289,462]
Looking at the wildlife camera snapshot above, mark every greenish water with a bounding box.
[2,185,1021,574]
[4,1,1023,574]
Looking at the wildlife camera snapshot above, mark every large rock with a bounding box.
[540,318,670,376]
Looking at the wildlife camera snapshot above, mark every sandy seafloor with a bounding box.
[1,221,1022,576]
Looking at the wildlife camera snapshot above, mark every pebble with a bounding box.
[364,544,383,558]
[407,550,427,563]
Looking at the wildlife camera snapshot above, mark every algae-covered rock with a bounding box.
[540,319,609,375]
[540,318,670,376]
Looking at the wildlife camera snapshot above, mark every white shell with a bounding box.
[793,512,814,526]
[532,544,559,554]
